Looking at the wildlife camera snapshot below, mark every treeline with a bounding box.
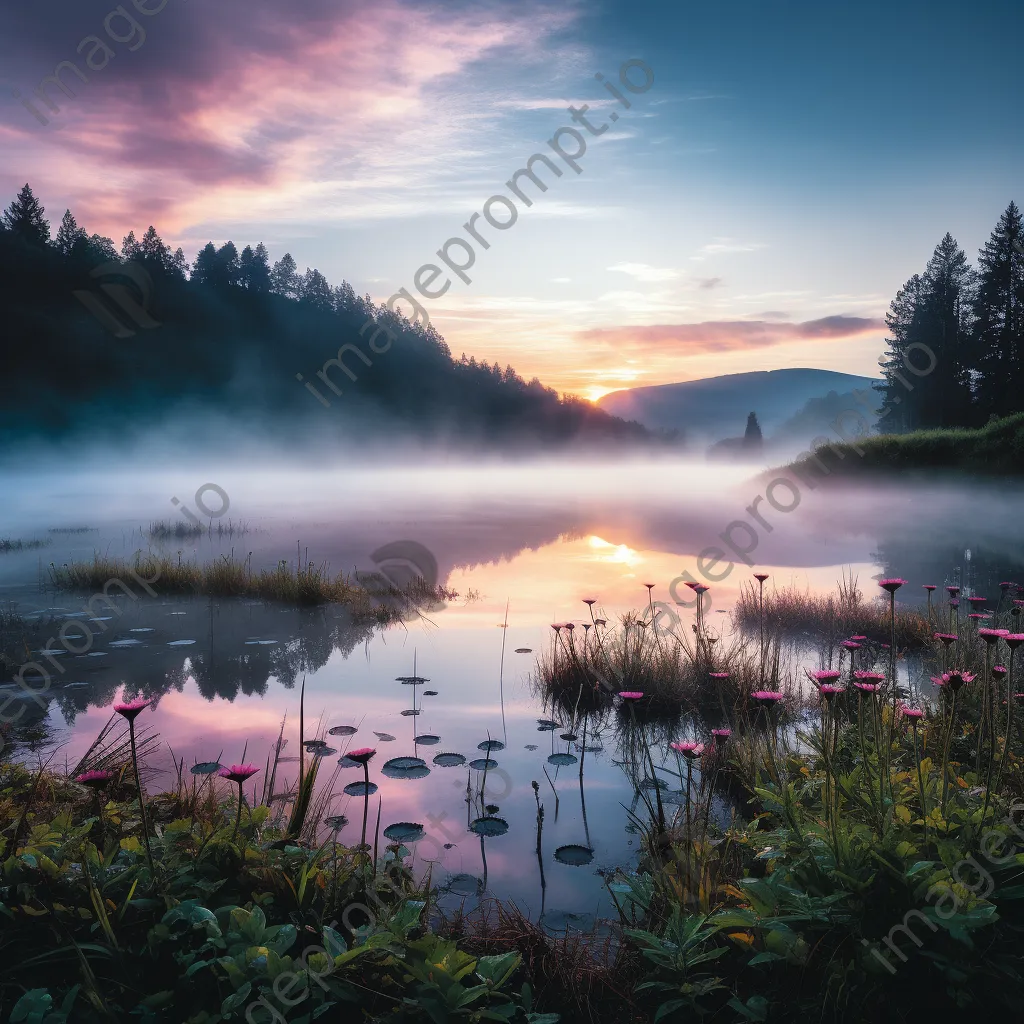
[876,201,1024,431]
[0,184,659,451]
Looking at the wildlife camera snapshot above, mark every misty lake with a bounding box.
[2,458,1022,932]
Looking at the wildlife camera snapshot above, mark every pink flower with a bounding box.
[670,741,705,758]
[709,672,730,679]
[841,640,861,650]
[878,578,906,593]
[854,682,880,693]
[1000,581,1015,591]
[75,769,114,788]
[931,670,975,693]
[899,704,925,720]
[949,599,960,608]
[993,665,1008,679]
[643,582,656,591]
[113,697,151,722]
[711,728,731,742]
[854,671,886,683]
[684,582,699,591]
[753,573,769,582]
[850,635,867,641]
[923,584,937,591]
[618,691,644,700]
[819,684,845,697]
[582,598,597,606]
[346,748,377,764]
[753,690,785,703]
[967,596,988,605]
[693,583,710,594]
[1005,633,1024,650]
[810,670,841,683]
[946,586,961,595]
[550,623,562,632]
[977,627,1009,645]
[219,764,260,783]
[933,632,958,645]
[968,613,989,621]
[564,622,575,631]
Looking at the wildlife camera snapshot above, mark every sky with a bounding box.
[2,0,1022,400]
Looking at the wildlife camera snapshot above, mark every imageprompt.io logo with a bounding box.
[73,261,161,338]
[356,540,442,618]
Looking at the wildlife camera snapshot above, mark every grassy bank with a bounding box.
[5,577,1024,1020]
[46,553,457,622]
[784,411,1024,479]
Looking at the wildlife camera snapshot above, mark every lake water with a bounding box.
[2,458,1023,931]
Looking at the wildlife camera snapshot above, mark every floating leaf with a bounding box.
[432,752,466,767]
[325,815,348,831]
[469,816,509,837]
[536,720,560,731]
[312,747,336,757]
[447,872,482,895]
[423,690,438,696]
[382,757,430,780]
[401,710,421,717]
[555,844,594,866]
[515,648,533,654]
[304,740,328,750]
[329,725,358,737]
[559,733,578,741]
[414,734,441,745]
[167,639,196,646]
[343,781,378,796]
[469,758,497,771]
[524,744,538,751]
[547,753,578,767]
[374,732,396,742]
[190,761,222,775]
[338,756,359,768]
[383,822,425,842]
[477,739,505,751]
[396,676,429,684]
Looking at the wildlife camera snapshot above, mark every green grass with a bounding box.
[784,411,1024,478]
[46,552,457,622]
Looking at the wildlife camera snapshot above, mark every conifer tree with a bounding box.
[53,209,85,257]
[970,201,1024,416]
[3,184,49,245]
[270,252,298,298]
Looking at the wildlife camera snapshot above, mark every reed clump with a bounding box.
[46,552,457,621]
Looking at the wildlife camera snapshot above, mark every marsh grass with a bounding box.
[0,537,50,553]
[147,518,251,540]
[46,552,458,622]
[537,610,786,718]
[734,573,932,649]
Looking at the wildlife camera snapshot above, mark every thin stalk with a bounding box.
[128,719,156,879]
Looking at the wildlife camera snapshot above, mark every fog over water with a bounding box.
[2,455,1022,926]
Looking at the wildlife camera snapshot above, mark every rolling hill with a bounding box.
[597,368,880,444]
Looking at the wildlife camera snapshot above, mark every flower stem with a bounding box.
[128,719,156,880]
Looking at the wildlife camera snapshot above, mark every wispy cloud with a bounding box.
[607,262,681,283]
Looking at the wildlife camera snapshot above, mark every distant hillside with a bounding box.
[597,369,880,443]
[0,184,662,455]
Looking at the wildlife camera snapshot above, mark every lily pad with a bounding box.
[559,733,578,741]
[401,709,421,717]
[383,822,425,842]
[343,781,378,797]
[338,756,359,768]
[325,815,348,830]
[414,734,441,745]
[396,675,429,684]
[469,816,509,837]
[109,639,142,648]
[432,752,466,767]
[577,744,604,753]
[447,872,482,896]
[382,757,430,780]
[423,690,438,696]
[329,725,358,736]
[244,639,279,645]
[515,648,533,654]
[312,746,336,757]
[536,720,561,731]
[547,753,578,766]
[554,844,595,866]
[190,761,222,775]
[524,744,538,751]
[374,732,396,742]
[477,739,504,751]
[129,628,154,633]
[304,740,328,750]
[469,758,497,771]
